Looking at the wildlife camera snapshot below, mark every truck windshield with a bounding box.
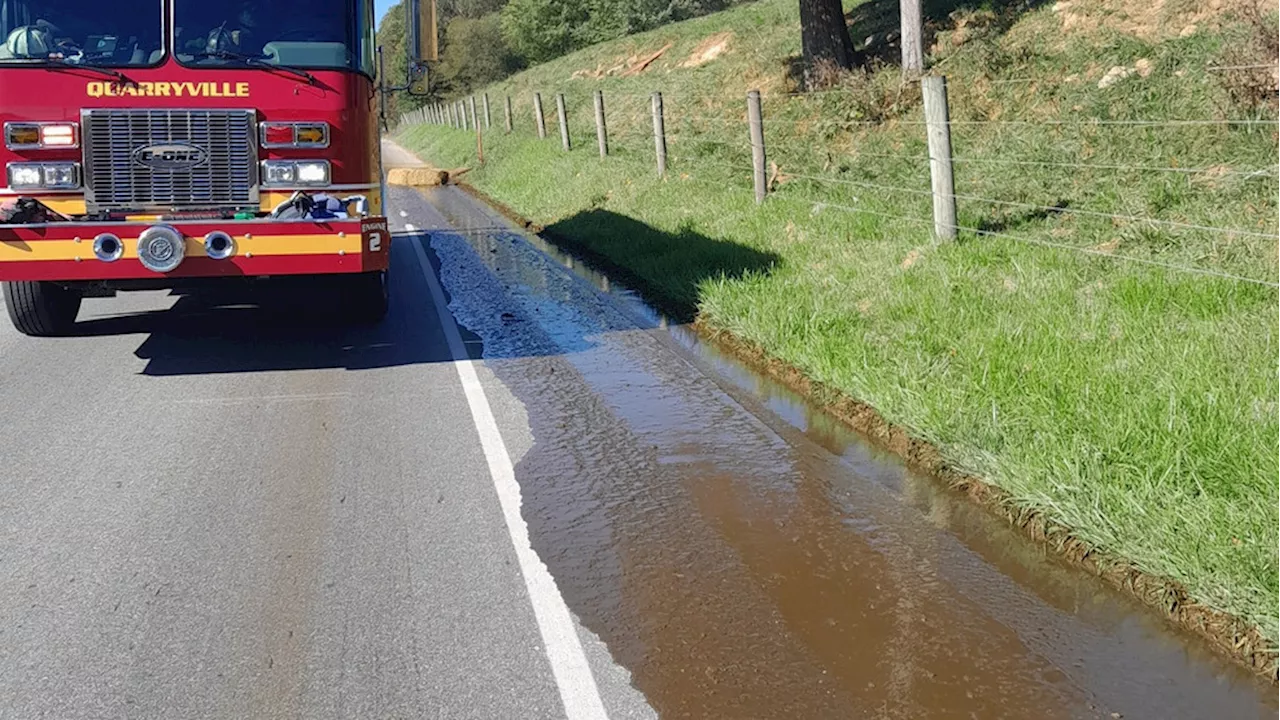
[175,0,375,75]
[0,0,163,66]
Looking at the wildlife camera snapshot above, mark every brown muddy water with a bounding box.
[406,185,1275,720]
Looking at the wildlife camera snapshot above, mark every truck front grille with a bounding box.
[81,109,258,212]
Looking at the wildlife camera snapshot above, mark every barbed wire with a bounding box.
[416,121,1278,187]
[413,108,1280,137]
[675,114,1279,129]
[655,159,1279,286]
[391,121,1278,286]
[1206,64,1280,71]
[766,196,1280,288]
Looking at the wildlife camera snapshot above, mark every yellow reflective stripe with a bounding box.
[0,233,362,262]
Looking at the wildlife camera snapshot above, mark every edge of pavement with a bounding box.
[379,138,1279,684]
[384,170,657,720]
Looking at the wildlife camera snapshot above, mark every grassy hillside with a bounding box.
[397,0,1280,654]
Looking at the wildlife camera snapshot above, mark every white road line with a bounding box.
[409,233,610,720]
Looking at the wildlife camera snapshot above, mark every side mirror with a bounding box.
[408,62,429,96]
[406,0,438,64]
[405,0,436,96]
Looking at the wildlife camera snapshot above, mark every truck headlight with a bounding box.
[7,162,80,189]
[295,161,329,185]
[261,160,330,187]
[5,122,78,150]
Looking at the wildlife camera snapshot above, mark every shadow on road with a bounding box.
[63,238,455,376]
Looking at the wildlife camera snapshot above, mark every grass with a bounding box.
[397,0,1280,647]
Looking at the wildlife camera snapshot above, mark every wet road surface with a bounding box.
[0,145,1273,718]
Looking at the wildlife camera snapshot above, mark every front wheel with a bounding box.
[342,270,389,325]
[2,281,82,337]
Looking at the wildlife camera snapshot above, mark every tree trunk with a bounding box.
[799,0,855,89]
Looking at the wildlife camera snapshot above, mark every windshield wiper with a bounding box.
[14,57,131,83]
[190,50,317,85]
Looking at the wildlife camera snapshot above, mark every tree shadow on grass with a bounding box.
[850,0,1052,67]
[783,0,1052,89]
[540,209,781,323]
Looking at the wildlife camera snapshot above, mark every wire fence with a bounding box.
[397,78,1280,289]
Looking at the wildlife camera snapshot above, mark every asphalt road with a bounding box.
[1,154,1273,719]
[0,194,654,719]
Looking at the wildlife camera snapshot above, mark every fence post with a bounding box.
[447,103,454,128]
[900,0,924,77]
[747,89,767,204]
[482,92,491,129]
[504,95,513,133]
[921,75,956,240]
[461,100,469,131]
[468,95,479,131]
[651,91,667,177]
[533,92,547,138]
[593,90,608,158]
[555,93,571,151]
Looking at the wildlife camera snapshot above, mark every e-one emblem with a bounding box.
[132,143,209,171]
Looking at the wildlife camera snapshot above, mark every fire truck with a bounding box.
[0,0,436,336]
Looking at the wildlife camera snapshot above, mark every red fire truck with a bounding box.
[0,0,436,335]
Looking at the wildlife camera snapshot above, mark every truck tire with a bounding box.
[3,281,82,337]
[344,270,388,325]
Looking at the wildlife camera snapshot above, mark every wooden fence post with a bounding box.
[593,90,608,158]
[651,91,667,177]
[533,92,547,138]
[482,92,491,129]
[900,0,923,76]
[504,95,513,133]
[747,89,767,204]
[468,95,479,131]
[921,75,956,240]
[555,93,571,151]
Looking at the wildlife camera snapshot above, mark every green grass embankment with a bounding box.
[397,0,1280,659]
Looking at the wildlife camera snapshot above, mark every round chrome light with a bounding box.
[92,233,123,262]
[204,231,235,260]
[137,225,186,273]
